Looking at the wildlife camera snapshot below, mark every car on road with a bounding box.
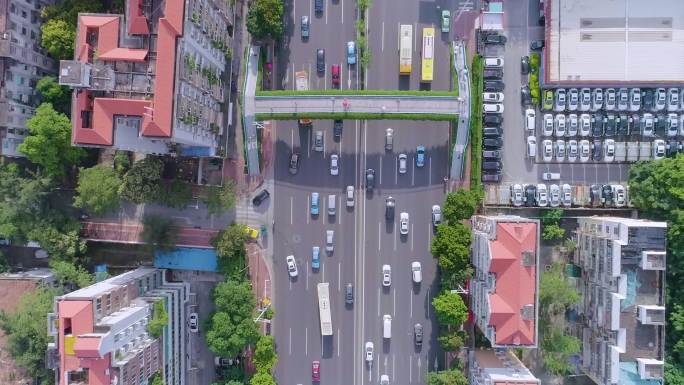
[252,189,270,206]
[613,185,626,207]
[382,265,391,286]
[591,88,603,111]
[590,184,601,207]
[580,114,591,136]
[416,146,425,167]
[326,230,334,252]
[288,153,300,174]
[542,139,553,162]
[366,169,375,190]
[346,41,356,65]
[316,49,325,73]
[484,80,505,92]
[483,92,504,102]
[655,88,666,111]
[483,138,503,148]
[521,55,530,74]
[668,88,679,112]
[543,90,554,110]
[554,88,566,112]
[398,154,407,174]
[554,114,566,137]
[189,313,199,332]
[543,113,554,136]
[483,69,504,79]
[311,247,320,269]
[525,184,537,206]
[312,361,321,381]
[510,184,523,207]
[530,39,544,50]
[365,342,374,362]
[331,64,340,87]
[549,184,560,207]
[400,212,409,235]
[432,205,442,227]
[385,196,395,220]
[345,283,354,304]
[536,184,548,207]
[414,323,423,345]
[329,154,339,175]
[618,88,629,111]
[441,10,450,33]
[346,186,354,207]
[562,184,572,207]
[311,192,319,215]
[385,128,393,150]
[380,375,390,385]
[334,119,343,137]
[315,0,323,12]
[630,88,641,111]
[605,88,616,110]
[568,88,579,111]
[314,130,324,151]
[215,357,236,367]
[484,33,507,44]
[604,139,615,162]
[567,140,578,162]
[601,184,614,206]
[411,261,422,283]
[286,255,298,277]
[579,88,591,111]
[300,16,310,39]
[527,136,537,158]
[483,114,503,125]
[483,103,504,113]
[653,139,666,160]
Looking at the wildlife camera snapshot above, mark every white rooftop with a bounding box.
[61,268,158,299]
[546,0,684,84]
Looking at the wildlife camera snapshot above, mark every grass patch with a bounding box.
[529,53,541,106]
[470,55,483,192]
[257,89,458,97]
[256,112,457,121]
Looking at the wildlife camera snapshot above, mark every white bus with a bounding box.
[399,24,412,75]
[317,283,333,336]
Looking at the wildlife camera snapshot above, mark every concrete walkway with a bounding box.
[451,40,471,180]
[254,95,462,115]
[243,45,261,176]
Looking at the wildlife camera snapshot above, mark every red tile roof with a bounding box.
[488,222,537,346]
[127,0,150,35]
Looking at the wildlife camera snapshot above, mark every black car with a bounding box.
[288,153,300,174]
[483,114,503,125]
[604,114,616,136]
[385,196,395,220]
[414,323,424,345]
[591,114,604,137]
[483,127,502,137]
[667,141,680,157]
[252,189,270,206]
[481,173,502,183]
[484,34,507,44]
[483,69,504,79]
[643,89,655,110]
[482,161,502,171]
[617,115,629,135]
[530,40,544,50]
[656,114,668,135]
[592,140,602,161]
[345,283,354,304]
[521,85,532,106]
[629,114,640,135]
[524,184,537,206]
[365,169,375,190]
[483,150,501,159]
[483,138,503,148]
[316,49,325,72]
[521,56,530,75]
[601,184,613,206]
[484,80,505,92]
[590,184,601,207]
[333,120,343,138]
[314,0,323,13]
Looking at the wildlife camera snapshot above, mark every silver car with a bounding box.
[617,88,629,111]
[605,88,616,111]
[629,88,641,112]
[579,140,591,162]
[579,88,591,111]
[555,140,566,161]
[536,184,548,207]
[543,114,554,136]
[330,154,339,175]
[591,88,603,111]
[567,114,578,136]
[549,184,560,207]
[554,114,566,137]
[655,88,667,111]
[382,265,391,287]
[668,88,680,112]
[561,184,572,207]
[568,88,579,111]
[326,230,334,252]
[542,139,553,162]
[567,140,578,162]
[510,184,523,207]
[398,153,407,174]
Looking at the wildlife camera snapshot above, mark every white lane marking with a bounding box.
[393,288,396,316]
[410,224,414,251]
[429,157,432,185]
[381,21,385,52]
[379,156,383,185]
[410,355,413,383]
[292,62,295,90]
[306,261,309,290]
[325,2,328,24]
[341,0,344,23]
[290,196,294,225]
[392,355,395,382]
[410,289,413,317]
[337,329,340,357]
[393,222,397,251]
[307,194,311,224]
[322,262,325,282]
[378,221,381,251]
[338,196,342,225]
[309,0,312,19]
[289,277,292,290]
[307,129,311,158]
[428,224,432,252]
[414,22,417,52]
[377,287,381,316]
[395,155,398,184]
[289,328,292,355]
[411,157,415,186]
[338,262,341,291]
[305,327,308,356]
[323,130,326,156]
[426,287,431,318]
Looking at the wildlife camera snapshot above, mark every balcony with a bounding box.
[638,305,665,325]
[640,251,665,270]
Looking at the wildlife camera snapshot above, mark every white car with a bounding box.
[567,88,579,111]
[536,184,548,207]
[561,184,572,207]
[398,153,407,174]
[605,88,616,110]
[567,114,578,136]
[189,313,199,332]
[431,205,442,227]
[365,341,374,362]
[591,88,603,111]
[655,88,666,111]
[629,88,641,111]
[411,261,422,283]
[642,113,655,136]
[555,140,566,161]
[613,185,626,207]
[579,88,591,111]
[579,140,591,162]
[399,212,409,235]
[330,154,339,175]
[542,140,553,162]
[653,139,666,160]
[543,114,554,136]
[617,88,629,111]
[579,114,591,136]
[483,92,504,102]
[554,88,566,112]
[554,114,566,137]
[380,375,390,385]
[525,109,536,131]
[667,113,679,137]
[604,139,615,162]
[286,255,298,277]
[346,185,354,207]
[527,136,537,158]
[567,140,578,162]
[382,265,391,286]
[326,230,334,252]
[549,184,560,207]
[483,103,504,113]
[510,184,524,207]
[668,88,680,112]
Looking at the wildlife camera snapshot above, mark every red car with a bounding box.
[312,360,321,381]
[331,65,340,87]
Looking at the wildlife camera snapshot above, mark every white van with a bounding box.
[525,109,536,131]
[383,314,392,339]
[328,195,336,216]
[484,57,504,68]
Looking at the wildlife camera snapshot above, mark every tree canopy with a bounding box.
[431,223,471,277]
[425,369,468,385]
[539,261,579,318]
[246,0,284,40]
[204,181,237,215]
[249,371,276,385]
[253,335,278,372]
[206,280,259,358]
[36,76,71,115]
[147,300,169,338]
[19,103,85,177]
[74,165,122,215]
[119,157,164,203]
[41,19,76,61]
[141,214,178,252]
[213,224,248,275]
[442,188,480,223]
[50,259,94,290]
[432,291,468,326]
[628,155,684,216]
[158,180,193,209]
[540,326,581,375]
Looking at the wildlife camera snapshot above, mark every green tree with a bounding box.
[442,188,480,223]
[147,300,169,338]
[431,223,471,275]
[207,280,259,357]
[149,372,164,385]
[213,223,248,275]
[432,291,468,326]
[0,285,57,384]
[0,165,52,243]
[628,155,684,216]
[50,259,94,289]
[425,369,468,385]
[30,225,87,263]
[665,363,684,385]
[19,103,85,177]
[438,329,464,352]
[36,76,71,114]
[539,261,579,319]
[41,19,76,60]
[114,150,131,174]
[541,326,581,375]
[250,371,276,385]
[158,180,193,209]
[204,181,237,215]
[542,223,565,241]
[141,214,178,252]
[253,335,278,372]
[119,157,164,203]
[74,165,122,215]
[0,251,9,273]
[246,0,284,40]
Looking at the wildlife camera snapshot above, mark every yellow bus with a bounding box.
[399,24,412,75]
[421,27,434,83]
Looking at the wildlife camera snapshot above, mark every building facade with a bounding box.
[0,0,57,157]
[471,215,540,348]
[46,268,189,385]
[467,348,540,385]
[575,216,666,385]
[58,0,233,156]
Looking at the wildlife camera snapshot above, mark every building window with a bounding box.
[95,297,102,315]
[21,27,26,36]
[21,10,26,18]
[10,3,15,13]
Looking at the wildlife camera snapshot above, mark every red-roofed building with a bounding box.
[58,0,233,156]
[470,215,539,348]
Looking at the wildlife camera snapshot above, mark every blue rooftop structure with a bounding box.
[154,247,218,272]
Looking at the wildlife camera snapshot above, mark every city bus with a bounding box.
[317,283,333,336]
[421,27,434,83]
[398,24,412,75]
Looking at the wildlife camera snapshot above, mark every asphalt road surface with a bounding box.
[272,119,448,385]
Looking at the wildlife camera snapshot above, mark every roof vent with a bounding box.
[522,251,535,267]
[521,304,535,320]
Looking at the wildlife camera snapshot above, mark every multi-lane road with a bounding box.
[272,119,449,385]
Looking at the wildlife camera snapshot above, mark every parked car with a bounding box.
[483,103,505,113]
[555,88,567,112]
[521,55,530,74]
[618,88,629,111]
[592,140,603,161]
[601,184,613,206]
[314,130,324,151]
[189,313,199,332]
[301,16,310,39]
[554,114,566,137]
[416,146,425,167]
[441,10,450,33]
[653,139,666,160]
[432,205,442,227]
[591,114,604,137]
[568,88,579,111]
[483,92,504,102]
[385,128,393,150]
[567,139,578,162]
[484,80,505,92]
[604,139,615,162]
[591,88,603,111]
[536,184,548,207]
[525,184,537,206]
[643,89,655,111]
[579,140,590,162]
[543,114,554,136]
[629,88,641,111]
[482,173,502,183]
[613,185,626,207]
[579,88,591,111]
[398,154,407,174]
[561,184,572,207]
[555,140,566,161]
[589,184,601,207]
[530,39,544,50]
[484,33,507,44]
[483,138,503,148]
[483,150,502,159]
[579,114,591,136]
[483,114,503,125]
[527,136,537,158]
[252,189,270,206]
[510,184,524,207]
[521,85,532,106]
[655,88,667,111]
[668,88,680,112]
[549,184,560,207]
[605,88,616,111]
[567,113,578,136]
[543,90,554,110]
[667,113,679,137]
[642,113,655,136]
[542,139,553,162]
[604,114,616,136]
[483,69,504,79]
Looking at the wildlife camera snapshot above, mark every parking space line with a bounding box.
[338,196,342,225]
[290,196,294,225]
[309,0,312,19]
[306,195,310,224]
[606,163,611,183]
[410,289,413,317]
[392,354,395,382]
[395,156,398,184]
[338,263,341,291]
[292,62,295,90]
[428,225,432,252]
[325,3,328,24]
[323,130,326,156]
[337,329,340,357]
[291,128,294,150]
[409,355,413,383]
[378,221,381,250]
[289,277,292,290]
[307,130,311,158]
[322,262,325,282]
[381,22,385,52]
[341,0,344,23]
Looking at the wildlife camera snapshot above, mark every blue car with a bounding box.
[416,146,425,167]
[311,192,319,215]
[347,41,356,65]
[312,247,320,269]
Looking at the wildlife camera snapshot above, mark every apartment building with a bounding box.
[470,215,540,348]
[46,268,189,385]
[0,0,57,157]
[58,0,233,156]
[467,348,540,385]
[575,216,667,385]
